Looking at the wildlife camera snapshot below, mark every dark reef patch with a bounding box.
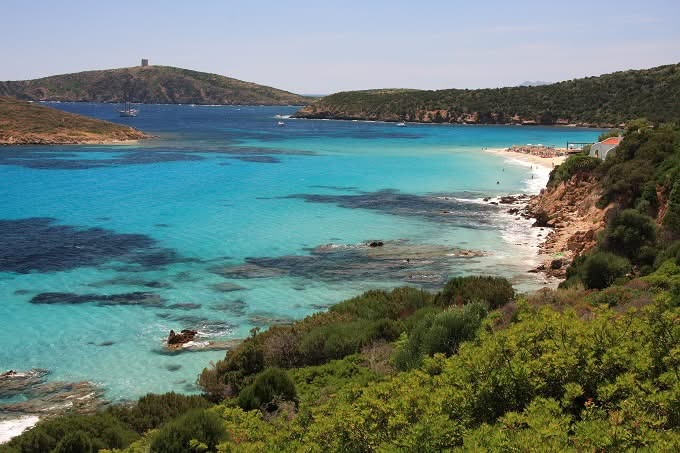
[211,282,247,292]
[167,303,202,310]
[213,240,486,288]
[0,217,185,273]
[210,299,247,317]
[88,278,171,289]
[0,148,204,170]
[30,291,165,307]
[248,311,295,327]
[285,189,502,227]
[231,155,281,163]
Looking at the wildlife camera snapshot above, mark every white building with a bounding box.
[590,136,622,160]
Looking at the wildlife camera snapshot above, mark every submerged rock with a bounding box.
[211,282,247,292]
[29,291,165,308]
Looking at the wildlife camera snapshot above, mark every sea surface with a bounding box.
[0,104,602,403]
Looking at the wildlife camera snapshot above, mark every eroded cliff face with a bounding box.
[526,174,611,277]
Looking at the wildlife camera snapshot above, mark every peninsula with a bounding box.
[0,96,148,145]
[294,63,680,127]
[0,65,311,106]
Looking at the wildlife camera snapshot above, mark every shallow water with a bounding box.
[0,104,601,402]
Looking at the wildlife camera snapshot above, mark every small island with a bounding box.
[0,96,148,145]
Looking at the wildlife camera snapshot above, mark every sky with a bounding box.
[2,0,680,94]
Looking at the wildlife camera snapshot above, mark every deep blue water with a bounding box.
[0,103,602,402]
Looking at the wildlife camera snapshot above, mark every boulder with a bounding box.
[167,329,198,347]
[550,259,563,270]
[368,241,384,247]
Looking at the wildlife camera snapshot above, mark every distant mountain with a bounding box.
[294,63,680,126]
[0,66,311,105]
[518,80,550,87]
[0,96,148,145]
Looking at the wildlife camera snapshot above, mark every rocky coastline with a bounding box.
[293,107,619,128]
[524,174,609,278]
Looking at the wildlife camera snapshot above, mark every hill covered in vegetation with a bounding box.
[0,66,311,105]
[294,63,680,126]
[0,96,148,145]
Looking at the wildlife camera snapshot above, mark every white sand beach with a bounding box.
[484,147,567,169]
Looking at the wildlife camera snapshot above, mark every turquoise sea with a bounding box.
[0,104,602,403]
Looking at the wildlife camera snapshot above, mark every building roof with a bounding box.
[599,137,622,145]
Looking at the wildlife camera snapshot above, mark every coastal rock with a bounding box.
[1,369,106,420]
[167,329,198,347]
[367,240,384,247]
[526,173,610,278]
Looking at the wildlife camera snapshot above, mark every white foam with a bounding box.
[0,416,40,444]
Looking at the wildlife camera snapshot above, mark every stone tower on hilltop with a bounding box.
[141,59,149,67]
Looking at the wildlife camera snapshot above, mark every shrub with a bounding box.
[297,319,402,365]
[578,252,631,289]
[5,413,138,453]
[435,276,514,309]
[547,154,600,187]
[108,392,212,434]
[664,179,680,235]
[238,368,297,412]
[330,287,433,320]
[53,431,93,453]
[601,209,657,262]
[150,409,226,453]
[394,302,488,370]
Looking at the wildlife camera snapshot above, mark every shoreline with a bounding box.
[483,147,567,170]
[0,138,146,146]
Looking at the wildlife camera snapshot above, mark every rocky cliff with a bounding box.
[526,174,611,278]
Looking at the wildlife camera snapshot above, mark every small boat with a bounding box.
[119,100,138,117]
[277,121,285,127]
[396,122,407,127]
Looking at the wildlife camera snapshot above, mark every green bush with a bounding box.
[601,209,657,262]
[4,413,138,453]
[330,287,433,320]
[578,252,631,289]
[238,368,297,412]
[547,154,600,187]
[395,302,488,370]
[435,276,514,309]
[52,431,93,453]
[664,179,680,234]
[150,409,226,453]
[108,392,212,434]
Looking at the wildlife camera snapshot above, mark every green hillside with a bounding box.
[0,65,311,105]
[294,63,680,126]
[0,96,147,145]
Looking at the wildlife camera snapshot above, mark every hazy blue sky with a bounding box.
[2,0,679,94]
